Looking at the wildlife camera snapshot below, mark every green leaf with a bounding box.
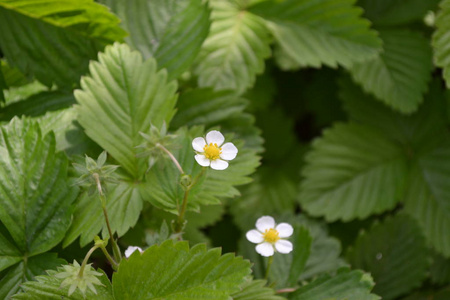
[100,0,210,80]
[0,118,77,255]
[194,0,272,94]
[347,215,429,299]
[357,0,440,26]
[231,278,285,300]
[1,253,65,299]
[299,123,408,221]
[0,0,126,88]
[431,253,450,285]
[12,268,113,300]
[288,268,380,300]
[144,126,260,214]
[75,43,178,179]
[249,0,382,69]
[349,29,432,114]
[1,60,29,88]
[112,240,251,299]
[433,0,450,88]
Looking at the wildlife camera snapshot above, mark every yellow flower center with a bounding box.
[263,228,280,244]
[203,143,222,160]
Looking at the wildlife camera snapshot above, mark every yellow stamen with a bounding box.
[203,143,222,160]
[263,228,280,244]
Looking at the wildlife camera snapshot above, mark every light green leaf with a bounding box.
[100,0,210,80]
[299,123,408,221]
[433,0,450,88]
[288,268,380,300]
[357,0,440,26]
[12,267,113,300]
[347,215,429,299]
[231,278,285,300]
[194,0,272,94]
[0,0,126,88]
[75,43,178,179]
[1,253,65,299]
[112,240,251,299]
[349,29,432,114]
[249,0,382,69]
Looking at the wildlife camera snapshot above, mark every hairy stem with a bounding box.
[78,245,99,278]
[265,255,274,280]
[156,143,184,174]
[175,189,190,233]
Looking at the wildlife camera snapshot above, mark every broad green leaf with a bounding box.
[194,0,272,94]
[0,0,126,88]
[12,268,113,300]
[358,0,440,26]
[0,118,77,255]
[433,0,450,88]
[75,43,178,179]
[1,60,29,88]
[231,278,285,300]
[347,215,429,299]
[431,253,450,285]
[349,29,432,114]
[299,123,408,221]
[1,253,65,299]
[145,126,260,214]
[249,0,382,69]
[3,81,48,106]
[0,90,75,121]
[112,240,251,299]
[288,268,380,300]
[400,287,450,300]
[100,0,210,80]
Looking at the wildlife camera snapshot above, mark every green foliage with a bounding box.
[288,268,380,300]
[112,240,251,299]
[433,0,450,88]
[349,29,433,113]
[231,278,285,300]
[347,215,429,299]
[250,0,382,69]
[100,0,211,80]
[0,0,126,88]
[194,0,272,94]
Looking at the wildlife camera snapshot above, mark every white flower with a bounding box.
[124,246,143,258]
[192,130,238,170]
[246,216,294,257]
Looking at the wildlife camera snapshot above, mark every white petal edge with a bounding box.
[275,240,293,254]
[220,142,238,160]
[206,130,225,146]
[195,154,211,167]
[210,159,228,170]
[276,223,294,238]
[192,137,206,152]
[125,246,143,258]
[246,230,264,244]
[256,242,274,257]
[256,216,276,232]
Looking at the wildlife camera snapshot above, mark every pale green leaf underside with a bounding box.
[100,0,210,80]
[113,240,251,299]
[194,1,271,94]
[0,0,126,88]
[75,43,178,179]
[347,215,429,299]
[250,0,382,69]
[433,0,450,88]
[299,123,408,221]
[350,29,432,114]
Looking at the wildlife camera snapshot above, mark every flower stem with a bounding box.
[265,255,274,280]
[78,245,99,278]
[156,143,184,174]
[175,189,190,233]
[99,245,118,270]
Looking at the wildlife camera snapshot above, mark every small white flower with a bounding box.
[124,246,143,258]
[246,216,294,257]
[192,130,238,170]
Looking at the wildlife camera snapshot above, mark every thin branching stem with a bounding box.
[156,143,184,174]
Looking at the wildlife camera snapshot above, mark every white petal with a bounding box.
[206,130,225,146]
[275,240,293,254]
[195,154,211,167]
[256,242,274,257]
[276,223,294,238]
[192,137,206,152]
[246,230,264,244]
[220,142,238,160]
[256,216,276,232]
[125,246,143,258]
[210,159,228,170]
